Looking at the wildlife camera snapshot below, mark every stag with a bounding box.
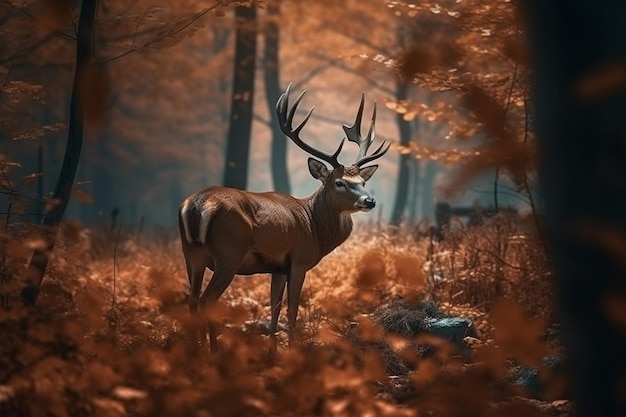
[178,84,389,350]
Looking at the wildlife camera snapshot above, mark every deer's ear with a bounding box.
[359,165,379,182]
[308,158,330,182]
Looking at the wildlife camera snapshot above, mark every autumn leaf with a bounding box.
[356,250,387,288]
[503,37,528,66]
[71,188,95,204]
[38,0,73,31]
[491,300,546,367]
[79,62,109,135]
[398,44,436,81]
[464,87,506,141]
[355,314,385,342]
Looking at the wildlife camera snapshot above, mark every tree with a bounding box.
[294,0,469,224]
[21,0,99,305]
[222,3,258,189]
[0,2,67,224]
[262,0,289,193]
[374,0,532,215]
[13,0,219,301]
[527,1,626,416]
[390,79,413,225]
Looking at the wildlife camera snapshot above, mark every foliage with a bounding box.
[0,0,232,225]
[0,217,567,417]
[359,0,534,192]
[0,0,539,229]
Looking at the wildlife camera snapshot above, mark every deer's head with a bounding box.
[276,84,389,213]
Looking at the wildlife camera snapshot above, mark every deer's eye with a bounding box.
[335,180,345,188]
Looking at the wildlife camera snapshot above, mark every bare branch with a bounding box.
[310,51,394,96]
[103,4,220,64]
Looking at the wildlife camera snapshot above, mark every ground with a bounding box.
[0,215,569,417]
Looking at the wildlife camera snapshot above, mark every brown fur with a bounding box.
[178,164,378,349]
[180,85,387,350]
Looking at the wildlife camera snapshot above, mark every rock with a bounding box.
[426,316,478,346]
[511,356,566,400]
[351,299,479,375]
[371,299,478,353]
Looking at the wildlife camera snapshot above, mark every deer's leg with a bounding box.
[182,247,211,346]
[188,266,205,314]
[184,246,210,313]
[199,258,241,351]
[286,266,307,345]
[270,273,287,346]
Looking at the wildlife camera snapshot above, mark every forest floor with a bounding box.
[0,215,572,417]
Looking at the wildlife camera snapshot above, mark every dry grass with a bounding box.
[0,215,565,417]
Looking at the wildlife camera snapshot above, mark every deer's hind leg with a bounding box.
[181,244,213,347]
[199,256,244,351]
[199,214,252,350]
[183,245,211,313]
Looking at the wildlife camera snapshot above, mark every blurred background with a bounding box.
[0,0,531,233]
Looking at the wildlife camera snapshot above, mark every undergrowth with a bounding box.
[0,214,566,417]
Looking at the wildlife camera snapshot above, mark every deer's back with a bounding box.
[179,187,324,273]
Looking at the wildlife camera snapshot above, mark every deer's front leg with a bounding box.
[270,274,287,343]
[286,266,307,345]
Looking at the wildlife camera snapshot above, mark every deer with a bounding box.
[178,83,389,350]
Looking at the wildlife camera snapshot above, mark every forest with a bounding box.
[1,0,626,416]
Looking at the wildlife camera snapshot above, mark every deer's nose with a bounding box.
[355,195,376,212]
[363,197,376,209]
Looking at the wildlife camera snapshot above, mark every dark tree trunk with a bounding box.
[263,0,289,193]
[36,144,44,221]
[390,80,414,225]
[527,1,626,416]
[420,160,437,220]
[407,158,420,223]
[223,4,258,190]
[21,0,98,306]
[93,128,117,227]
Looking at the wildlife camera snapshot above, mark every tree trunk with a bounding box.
[527,1,626,416]
[407,157,421,223]
[36,144,44,221]
[263,0,289,193]
[222,4,258,190]
[420,160,437,220]
[390,80,414,225]
[21,0,98,306]
[93,126,117,227]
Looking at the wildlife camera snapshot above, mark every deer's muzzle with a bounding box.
[356,196,376,212]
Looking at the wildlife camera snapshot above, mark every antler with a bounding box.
[343,93,390,167]
[276,83,344,169]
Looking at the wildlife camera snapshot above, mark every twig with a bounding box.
[494,61,519,212]
[0,212,44,217]
[0,64,12,99]
[3,201,11,229]
[6,3,77,42]
[1,200,11,309]
[478,248,526,271]
[320,317,349,338]
[309,51,394,95]
[112,223,122,307]
[522,97,550,258]
[105,4,219,64]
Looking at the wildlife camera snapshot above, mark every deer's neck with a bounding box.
[304,188,354,257]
